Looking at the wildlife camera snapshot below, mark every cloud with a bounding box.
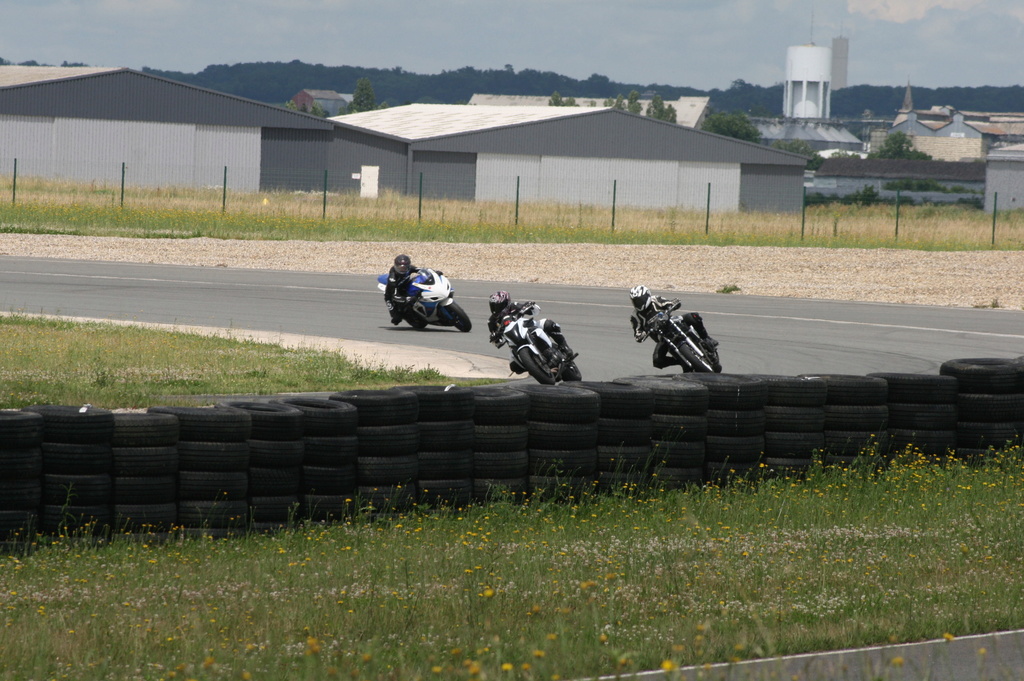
[847,0,984,23]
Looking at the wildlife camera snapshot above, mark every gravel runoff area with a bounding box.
[2,234,1023,310]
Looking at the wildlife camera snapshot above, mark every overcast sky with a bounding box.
[1,0,1021,91]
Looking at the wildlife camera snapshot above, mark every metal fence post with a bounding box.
[11,158,16,204]
[515,176,520,226]
[120,162,126,207]
[418,173,423,223]
[611,180,617,231]
[800,186,806,240]
[322,169,328,220]
[992,192,998,247]
[221,166,228,213]
[894,189,901,242]
[704,182,711,235]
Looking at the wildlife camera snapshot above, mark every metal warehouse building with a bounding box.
[985,144,1024,213]
[330,104,808,212]
[0,65,335,191]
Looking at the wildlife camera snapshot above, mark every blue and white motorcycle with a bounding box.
[376,268,472,332]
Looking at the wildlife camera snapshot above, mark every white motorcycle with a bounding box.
[377,268,472,331]
[493,302,581,384]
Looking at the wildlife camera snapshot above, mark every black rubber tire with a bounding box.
[470,386,530,425]
[798,374,888,406]
[866,372,959,405]
[889,429,958,457]
[0,479,42,510]
[356,485,416,513]
[112,445,179,477]
[650,413,708,442]
[706,408,767,437]
[301,494,353,522]
[651,439,706,468]
[746,375,827,407]
[444,301,473,332]
[42,473,111,505]
[704,461,759,486]
[473,477,528,503]
[596,418,653,447]
[22,405,115,444]
[148,406,252,443]
[763,431,825,458]
[703,434,764,464]
[40,504,111,534]
[113,475,176,504]
[763,406,826,433]
[113,502,178,531]
[355,423,419,456]
[417,449,474,480]
[823,430,890,458]
[0,509,38,537]
[177,470,248,501]
[176,499,248,529]
[675,374,768,410]
[248,495,300,523]
[596,445,656,472]
[473,424,529,452]
[0,447,43,479]
[940,358,1024,394]
[823,404,889,431]
[417,420,475,452]
[651,467,704,489]
[111,412,180,447]
[302,435,358,466]
[956,393,1024,422]
[330,389,419,426]
[392,385,476,422]
[886,403,958,431]
[301,464,356,495]
[596,470,654,493]
[417,479,473,508]
[517,348,556,385]
[574,381,656,419]
[508,384,601,424]
[356,454,419,486]
[217,401,305,441]
[527,421,600,450]
[612,377,710,416]
[955,422,1020,450]
[41,442,113,474]
[473,450,529,479]
[403,310,429,329]
[528,448,598,477]
[248,439,305,468]
[176,441,250,472]
[248,466,302,496]
[761,457,814,479]
[0,411,45,448]
[273,397,358,436]
[528,475,593,500]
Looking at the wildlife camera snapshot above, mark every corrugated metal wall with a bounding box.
[739,165,805,212]
[411,151,476,200]
[985,159,1024,213]
[327,127,410,194]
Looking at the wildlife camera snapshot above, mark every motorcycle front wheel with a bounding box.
[444,301,472,332]
[517,348,556,385]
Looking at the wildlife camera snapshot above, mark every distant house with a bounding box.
[467,93,709,128]
[754,118,863,152]
[291,89,351,116]
[810,158,985,203]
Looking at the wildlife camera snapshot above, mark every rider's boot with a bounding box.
[509,359,526,374]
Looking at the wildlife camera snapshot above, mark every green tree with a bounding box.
[347,77,378,114]
[627,90,642,114]
[701,111,762,143]
[645,95,677,123]
[868,131,932,160]
[309,101,328,117]
[771,139,823,170]
[549,91,577,107]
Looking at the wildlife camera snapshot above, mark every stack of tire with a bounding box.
[395,385,476,510]
[510,384,600,500]
[273,397,358,523]
[800,374,889,468]
[470,386,531,503]
[24,405,115,536]
[866,372,959,462]
[149,405,252,537]
[575,382,656,493]
[677,375,768,484]
[0,411,45,549]
[331,389,419,515]
[750,375,827,478]
[940,358,1024,461]
[612,376,710,488]
[110,412,180,535]
[220,401,306,533]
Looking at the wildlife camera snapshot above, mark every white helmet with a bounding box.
[629,285,652,310]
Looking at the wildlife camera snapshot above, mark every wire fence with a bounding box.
[1,157,1022,247]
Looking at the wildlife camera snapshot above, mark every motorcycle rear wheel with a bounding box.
[517,349,556,385]
[445,301,472,332]
[403,310,428,329]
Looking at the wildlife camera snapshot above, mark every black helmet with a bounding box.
[489,290,510,315]
[629,285,652,310]
[394,254,411,274]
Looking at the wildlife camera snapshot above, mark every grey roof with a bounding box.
[756,120,861,145]
[0,65,122,87]
[467,93,709,128]
[817,158,986,182]
[331,103,605,141]
[987,144,1024,161]
[301,89,349,100]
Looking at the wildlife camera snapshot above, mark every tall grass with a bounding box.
[2,452,1023,681]
[2,176,1023,249]
[0,315,449,409]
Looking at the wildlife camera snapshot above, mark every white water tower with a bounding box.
[783,44,832,119]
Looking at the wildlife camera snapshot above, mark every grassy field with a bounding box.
[2,176,1023,249]
[2,451,1024,681]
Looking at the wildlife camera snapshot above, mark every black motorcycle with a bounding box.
[642,301,722,373]
[493,302,582,384]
